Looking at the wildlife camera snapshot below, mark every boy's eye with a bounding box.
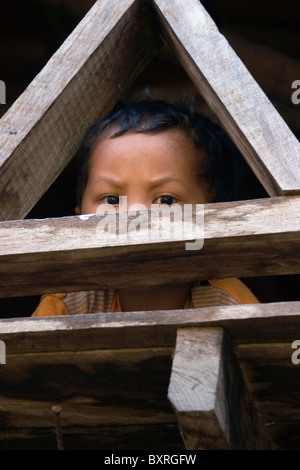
[105,195,119,205]
[156,195,176,205]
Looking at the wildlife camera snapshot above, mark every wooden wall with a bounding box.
[0,0,299,451]
[0,0,299,317]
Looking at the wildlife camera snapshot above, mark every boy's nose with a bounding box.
[121,195,152,211]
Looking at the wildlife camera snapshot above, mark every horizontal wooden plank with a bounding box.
[0,197,299,298]
[0,423,184,451]
[153,0,300,196]
[0,301,299,352]
[0,346,184,449]
[0,0,161,221]
[0,348,175,427]
[0,345,297,449]
[0,306,299,450]
[237,343,300,419]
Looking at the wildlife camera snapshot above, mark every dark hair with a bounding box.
[76,99,239,207]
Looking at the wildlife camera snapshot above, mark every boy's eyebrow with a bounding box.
[148,176,187,187]
[92,175,187,187]
[93,175,124,186]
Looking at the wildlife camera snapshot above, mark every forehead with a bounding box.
[89,128,199,169]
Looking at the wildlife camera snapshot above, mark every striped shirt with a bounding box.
[32,278,259,317]
[62,279,255,315]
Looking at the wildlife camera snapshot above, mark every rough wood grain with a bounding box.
[0,197,299,298]
[153,0,300,196]
[0,423,184,451]
[223,31,300,112]
[0,346,183,450]
[237,342,300,420]
[0,0,161,221]
[0,301,299,351]
[0,348,175,426]
[168,328,268,449]
[0,302,299,449]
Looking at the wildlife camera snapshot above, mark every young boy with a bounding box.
[32,99,258,316]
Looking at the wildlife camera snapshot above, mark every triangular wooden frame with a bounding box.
[0,0,299,222]
[0,0,161,221]
[0,0,299,451]
[0,0,299,295]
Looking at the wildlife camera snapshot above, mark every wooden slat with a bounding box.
[0,0,161,221]
[0,301,299,352]
[0,424,184,451]
[222,31,300,134]
[0,346,183,450]
[153,0,300,196]
[0,348,175,427]
[237,343,300,419]
[0,303,299,449]
[0,197,299,298]
[168,328,268,449]
[223,31,300,109]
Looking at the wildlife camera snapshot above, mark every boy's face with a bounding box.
[78,129,210,215]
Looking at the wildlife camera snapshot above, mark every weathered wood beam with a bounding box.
[0,0,161,221]
[222,31,300,110]
[0,196,299,298]
[0,301,299,352]
[221,31,300,134]
[0,302,299,449]
[0,347,176,429]
[153,0,300,196]
[0,423,184,451]
[168,328,269,449]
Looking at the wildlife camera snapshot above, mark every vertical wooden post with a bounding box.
[168,327,269,450]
